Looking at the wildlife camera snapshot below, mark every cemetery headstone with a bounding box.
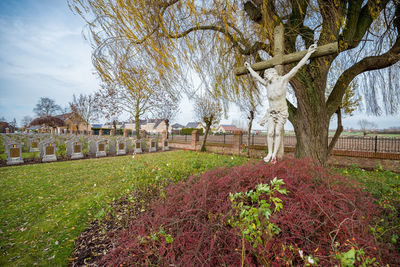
[162,138,169,151]
[89,139,107,157]
[6,142,24,165]
[67,140,83,159]
[149,138,157,152]
[40,142,57,162]
[29,138,40,152]
[116,139,126,156]
[134,139,143,153]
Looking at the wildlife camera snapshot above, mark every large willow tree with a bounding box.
[70,0,400,164]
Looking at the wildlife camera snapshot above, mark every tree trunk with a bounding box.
[292,116,329,165]
[290,69,330,165]
[201,123,211,152]
[291,89,330,165]
[165,119,169,139]
[135,114,140,140]
[247,110,254,158]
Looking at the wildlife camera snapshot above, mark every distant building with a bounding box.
[54,113,89,133]
[102,121,124,129]
[0,121,11,133]
[185,122,206,131]
[123,119,171,134]
[91,124,103,129]
[215,124,240,134]
[30,113,89,134]
[171,123,184,130]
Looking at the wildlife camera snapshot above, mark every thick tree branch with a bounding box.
[286,0,309,52]
[340,0,363,47]
[244,0,279,25]
[299,25,314,49]
[327,36,400,117]
[340,0,390,50]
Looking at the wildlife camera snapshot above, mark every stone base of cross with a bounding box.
[235,24,338,160]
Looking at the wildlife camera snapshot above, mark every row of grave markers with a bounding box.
[2,133,169,165]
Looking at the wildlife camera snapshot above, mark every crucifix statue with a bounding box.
[235,24,338,163]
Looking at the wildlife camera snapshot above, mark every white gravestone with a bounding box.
[40,142,57,162]
[162,138,169,151]
[149,138,157,152]
[6,142,24,165]
[67,140,84,159]
[116,139,126,156]
[134,139,143,154]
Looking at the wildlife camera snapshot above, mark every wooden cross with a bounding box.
[234,24,338,76]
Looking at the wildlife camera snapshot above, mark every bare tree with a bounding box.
[70,0,400,165]
[234,80,261,157]
[69,93,99,132]
[194,95,222,152]
[33,97,61,117]
[358,119,378,136]
[9,118,17,132]
[152,91,180,139]
[21,116,33,129]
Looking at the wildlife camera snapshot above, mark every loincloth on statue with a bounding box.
[267,108,289,125]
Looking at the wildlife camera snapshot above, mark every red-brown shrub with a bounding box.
[100,158,398,266]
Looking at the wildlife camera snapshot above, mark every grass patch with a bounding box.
[338,166,400,253]
[0,151,249,266]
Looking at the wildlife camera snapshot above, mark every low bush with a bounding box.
[100,158,399,266]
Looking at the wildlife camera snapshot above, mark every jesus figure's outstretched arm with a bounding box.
[283,44,317,82]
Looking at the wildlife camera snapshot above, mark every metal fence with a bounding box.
[170,133,400,154]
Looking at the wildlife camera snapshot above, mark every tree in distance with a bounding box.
[194,94,222,152]
[358,119,378,136]
[33,97,61,118]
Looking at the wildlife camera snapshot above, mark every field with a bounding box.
[0,151,249,266]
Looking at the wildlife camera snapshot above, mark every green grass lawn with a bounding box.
[0,151,249,266]
[338,166,400,249]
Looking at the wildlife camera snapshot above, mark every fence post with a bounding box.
[223,133,226,144]
[191,130,199,150]
[233,130,243,155]
[374,135,378,153]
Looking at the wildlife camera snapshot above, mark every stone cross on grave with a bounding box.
[234,24,338,162]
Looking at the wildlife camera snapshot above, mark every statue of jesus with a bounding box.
[244,44,317,163]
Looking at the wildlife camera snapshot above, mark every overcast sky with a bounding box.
[0,0,398,131]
